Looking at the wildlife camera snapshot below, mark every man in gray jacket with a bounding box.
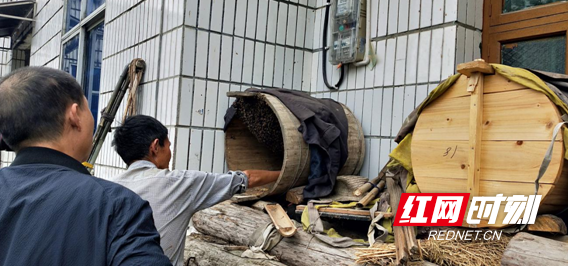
[110,115,279,266]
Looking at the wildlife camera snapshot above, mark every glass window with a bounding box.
[65,0,81,32]
[86,0,105,16]
[62,0,105,128]
[62,35,80,78]
[501,35,566,73]
[65,0,106,32]
[503,0,565,13]
[83,23,104,126]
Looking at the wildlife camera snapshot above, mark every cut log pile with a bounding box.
[192,201,360,266]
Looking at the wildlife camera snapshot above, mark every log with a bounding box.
[527,214,567,234]
[184,235,287,266]
[502,232,568,266]
[286,186,305,204]
[192,201,359,266]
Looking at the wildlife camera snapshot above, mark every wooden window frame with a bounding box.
[482,0,568,73]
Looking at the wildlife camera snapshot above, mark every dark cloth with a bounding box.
[0,147,171,266]
[224,88,349,199]
[526,69,568,104]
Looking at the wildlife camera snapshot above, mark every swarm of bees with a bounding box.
[234,96,284,155]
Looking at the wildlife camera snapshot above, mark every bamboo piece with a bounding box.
[265,203,297,237]
[356,179,385,208]
[354,160,390,196]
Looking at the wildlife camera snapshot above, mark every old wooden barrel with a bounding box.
[225,92,365,202]
[411,63,568,227]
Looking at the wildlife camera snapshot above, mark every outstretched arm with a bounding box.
[243,170,280,188]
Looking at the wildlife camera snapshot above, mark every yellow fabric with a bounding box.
[389,134,413,175]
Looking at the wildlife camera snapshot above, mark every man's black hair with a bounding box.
[0,67,85,150]
[113,115,169,165]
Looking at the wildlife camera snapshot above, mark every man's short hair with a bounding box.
[113,115,168,165]
[0,67,85,150]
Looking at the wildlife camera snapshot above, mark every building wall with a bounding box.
[94,0,319,177]
[1,0,483,179]
[319,0,484,179]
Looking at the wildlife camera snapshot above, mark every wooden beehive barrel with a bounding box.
[411,62,568,227]
[225,92,365,202]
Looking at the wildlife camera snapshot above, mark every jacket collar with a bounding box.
[11,147,91,175]
[128,160,158,171]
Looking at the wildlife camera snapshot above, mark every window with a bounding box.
[61,0,105,127]
[483,0,568,73]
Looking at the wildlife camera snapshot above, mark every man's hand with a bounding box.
[243,170,280,188]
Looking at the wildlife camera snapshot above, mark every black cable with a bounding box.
[322,0,345,90]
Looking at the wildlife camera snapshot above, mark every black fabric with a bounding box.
[224,88,349,199]
[0,147,172,266]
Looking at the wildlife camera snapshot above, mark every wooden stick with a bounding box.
[354,159,391,196]
[387,174,408,265]
[295,205,393,218]
[356,179,386,208]
[386,170,420,265]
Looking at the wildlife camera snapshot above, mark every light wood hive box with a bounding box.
[411,61,568,228]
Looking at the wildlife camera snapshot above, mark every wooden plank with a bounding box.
[527,214,568,234]
[467,72,483,197]
[502,233,568,266]
[413,89,563,141]
[482,88,562,141]
[412,140,563,183]
[413,176,553,198]
[295,206,393,219]
[457,60,494,77]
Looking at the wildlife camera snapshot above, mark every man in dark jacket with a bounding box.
[0,67,171,266]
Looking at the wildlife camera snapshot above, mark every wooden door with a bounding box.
[483,0,568,74]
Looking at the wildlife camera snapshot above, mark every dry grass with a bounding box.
[356,233,512,266]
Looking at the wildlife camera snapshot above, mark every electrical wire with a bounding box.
[322,0,345,90]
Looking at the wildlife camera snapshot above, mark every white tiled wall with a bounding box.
[308,0,483,179]
[1,0,484,179]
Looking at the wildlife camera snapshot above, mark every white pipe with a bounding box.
[353,0,371,67]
